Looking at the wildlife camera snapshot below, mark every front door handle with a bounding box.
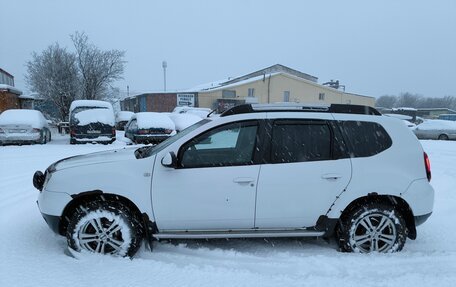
[321,173,342,180]
[233,177,255,184]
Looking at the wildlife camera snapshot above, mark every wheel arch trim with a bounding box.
[59,190,146,236]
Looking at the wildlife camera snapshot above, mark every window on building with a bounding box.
[283,91,290,102]
[319,93,325,101]
[248,88,255,97]
[222,90,236,98]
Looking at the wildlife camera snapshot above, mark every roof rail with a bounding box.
[220,103,381,117]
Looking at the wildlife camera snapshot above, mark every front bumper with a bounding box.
[415,212,432,226]
[40,211,61,235]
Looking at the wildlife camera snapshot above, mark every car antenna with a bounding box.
[207,108,217,118]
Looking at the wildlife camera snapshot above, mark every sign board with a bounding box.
[177,94,195,107]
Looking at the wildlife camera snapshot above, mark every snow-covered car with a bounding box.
[115,111,134,131]
[33,103,434,256]
[167,113,202,132]
[172,106,212,118]
[124,112,176,144]
[413,119,456,140]
[0,109,52,145]
[69,100,116,144]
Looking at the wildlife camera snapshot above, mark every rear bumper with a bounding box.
[72,134,115,143]
[401,178,434,217]
[0,133,41,143]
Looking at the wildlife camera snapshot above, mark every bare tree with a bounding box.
[395,92,422,108]
[26,43,79,121]
[376,93,456,110]
[376,95,397,108]
[71,32,125,100]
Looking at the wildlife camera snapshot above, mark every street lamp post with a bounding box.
[162,61,167,91]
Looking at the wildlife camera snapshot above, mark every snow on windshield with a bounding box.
[0,109,47,129]
[74,109,115,126]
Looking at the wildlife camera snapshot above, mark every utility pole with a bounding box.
[162,61,167,91]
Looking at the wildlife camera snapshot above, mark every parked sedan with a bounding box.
[124,112,176,144]
[413,120,456,140]
[0,109,52,145]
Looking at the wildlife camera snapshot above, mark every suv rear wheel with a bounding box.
[337,203,406,253]
[66,200,143,257]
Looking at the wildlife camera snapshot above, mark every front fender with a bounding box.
[44,156,156,221]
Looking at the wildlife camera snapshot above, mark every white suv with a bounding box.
[34,104,434,256]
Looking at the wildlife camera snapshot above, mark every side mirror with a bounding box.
[161,152,177,168]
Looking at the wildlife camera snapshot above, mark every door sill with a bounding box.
[154,229,325,239]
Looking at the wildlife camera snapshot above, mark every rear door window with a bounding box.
[340,121,392,157]
[270,120,332,163]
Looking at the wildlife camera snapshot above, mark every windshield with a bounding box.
[135,119,211,159]
[70,106,108,123]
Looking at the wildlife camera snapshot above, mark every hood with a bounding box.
[49,147,138,172]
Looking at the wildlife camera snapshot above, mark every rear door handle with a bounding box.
[321,173,342,180]
[233,177,255,184]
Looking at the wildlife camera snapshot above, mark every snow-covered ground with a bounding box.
[0,134,455,287]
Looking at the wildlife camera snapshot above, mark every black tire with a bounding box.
[438,134,449,140]
[336,203,406,253]
[66,200,144,257]
[39,132,47,144]
[70,138,76,145]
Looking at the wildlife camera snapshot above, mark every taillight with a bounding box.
[70,129,76,137]
[138,129,150,134]
[164,129,172,134]
[112,128,116,136]
[424,152,431,182]
[32,128,41,133]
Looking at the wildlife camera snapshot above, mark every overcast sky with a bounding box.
[1,0,455,99]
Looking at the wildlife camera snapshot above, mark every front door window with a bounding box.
[180,121,258,168]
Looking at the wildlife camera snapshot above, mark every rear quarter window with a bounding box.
[340,121,392,157]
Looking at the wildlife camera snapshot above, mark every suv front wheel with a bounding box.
[66,200,143,257]
[338,203,407,253]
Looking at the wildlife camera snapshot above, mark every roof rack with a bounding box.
[220,103,381,117]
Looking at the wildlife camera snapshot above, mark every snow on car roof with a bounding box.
[172,107,212,118]
[70,100,113,112]
[0,109,47,129]
[168,113,202,131]
[116,111,134,122]
[75,109,115,126]
[384,113,413,120]
[132,112,175,130]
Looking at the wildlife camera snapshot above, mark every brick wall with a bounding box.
[0,92,20,113]
[145,93,177,112]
